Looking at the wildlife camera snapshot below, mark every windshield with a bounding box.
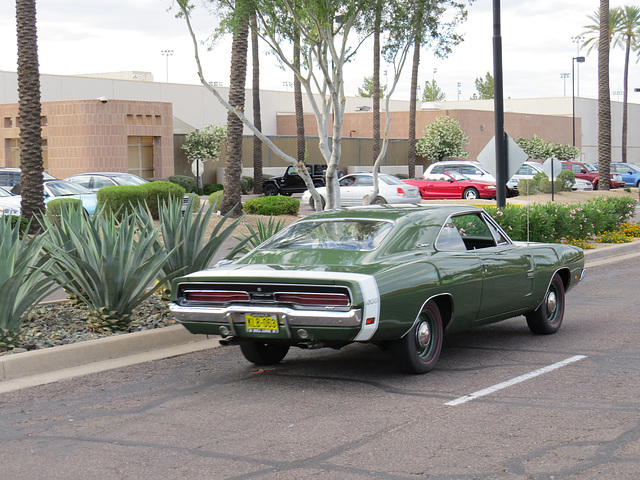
[45,181,93,196]
[443,171,469,181]
[260,219,394,251]
[109,174,147,186]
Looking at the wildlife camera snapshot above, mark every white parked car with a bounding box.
[302,173,422,209]
[507,161,593,192]
[0,180,98,216]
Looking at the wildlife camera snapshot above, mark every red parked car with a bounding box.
[560,161,625,189]
[404,171,497,200]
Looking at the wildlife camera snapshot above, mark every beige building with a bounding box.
[0,98,174,180]
[1,70,638,183]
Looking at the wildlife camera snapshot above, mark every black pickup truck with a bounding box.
[263,164,327,196]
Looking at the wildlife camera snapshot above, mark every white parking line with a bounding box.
[445,355,587,406]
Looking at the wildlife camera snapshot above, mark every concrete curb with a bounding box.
[0,325,218,382]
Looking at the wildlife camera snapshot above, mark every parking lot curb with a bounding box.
[0,325,218,382]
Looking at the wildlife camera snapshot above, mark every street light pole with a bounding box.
[572,56,585,146]
[571,36,584,96]
[161,49,173,83]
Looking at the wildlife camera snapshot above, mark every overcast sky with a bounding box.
[1,0,638,103]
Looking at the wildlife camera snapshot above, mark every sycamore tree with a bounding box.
[415,115,469,162]
[177,0,466,210]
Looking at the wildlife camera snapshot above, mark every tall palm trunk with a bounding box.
[621,37,630,163]
[16,0,45,227]
[221,18,249,215]
[597,0,611,190]
[293,29,305,166]
[250,15,263,193]
[372,4,382,163]
[407,36,420,180]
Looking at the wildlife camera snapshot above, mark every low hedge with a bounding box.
[243,195,300,215]
[484,195,636,242]
[97,181,185,219]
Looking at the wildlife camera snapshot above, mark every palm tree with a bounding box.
[16,0,45,228]
[250,15,263,194]
[220,14,249,215]
[611,6,640,163]
[598,0,611,190]
[293,28,305,166]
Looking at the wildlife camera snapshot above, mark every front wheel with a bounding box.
[391,301,443,374]
[239,341,290,365]
[525,273,565,334]
[463,188,479,200]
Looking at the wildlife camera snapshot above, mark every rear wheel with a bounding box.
[391,301,443,374]
[525,273,565,334]
[239,341,290,365]
[263,183,279,196]
[372,196,386,205]
[463,188,479,200]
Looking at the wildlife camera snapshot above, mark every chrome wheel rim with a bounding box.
[415,321,431,349]
[546,290,557,316]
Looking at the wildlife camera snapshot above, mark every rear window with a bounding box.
[261,219,394,251]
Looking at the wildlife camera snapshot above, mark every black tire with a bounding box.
[391,301,443,374]
[462,188,479,200]
[372,196,386,205]
[239,341,290,365]
[525,273,565,334]
[310,195,326,211]
[263,183,279,196]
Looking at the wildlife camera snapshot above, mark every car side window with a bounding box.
[460,165,478,176]
[286,166,299,176]
[354,176,373,186]
[440,213,510,250]
[93,177,115,189]
[431,165,444,174]
[435,222,467,251]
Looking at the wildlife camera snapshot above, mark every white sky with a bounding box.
[0,0,638,103]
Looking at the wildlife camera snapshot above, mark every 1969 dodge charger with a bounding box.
[170,204,585,374]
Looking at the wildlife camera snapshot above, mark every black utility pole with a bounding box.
[492,0,507,208]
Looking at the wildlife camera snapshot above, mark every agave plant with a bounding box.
[41,208,173,332]
[39,202,92,305]
[0,216,57,349]
[232,216,286,256]
[137,195,251,299]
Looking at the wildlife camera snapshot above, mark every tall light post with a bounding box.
[457,82,462,101]
[161,49,173,83]
[572,56,585,146]
[571,36,584,96]
[560,72,570,96]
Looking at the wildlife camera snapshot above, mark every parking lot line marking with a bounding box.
[444,355,587,406]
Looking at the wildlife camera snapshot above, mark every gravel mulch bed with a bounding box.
[1,295,176,357]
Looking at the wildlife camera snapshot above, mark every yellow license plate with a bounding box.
[245,314,279,333]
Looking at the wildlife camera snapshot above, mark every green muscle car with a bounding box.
[169,204,585,374]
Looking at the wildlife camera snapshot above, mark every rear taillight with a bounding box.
[397,187,406,196]
[184,290,250,302]
[275,292,350,307]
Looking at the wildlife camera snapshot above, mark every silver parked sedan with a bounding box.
[302,173,422,209]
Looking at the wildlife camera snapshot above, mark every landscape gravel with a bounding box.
[1,295,176,356]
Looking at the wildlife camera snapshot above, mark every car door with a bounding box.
[344,175,374,205]
[449,212,535,321]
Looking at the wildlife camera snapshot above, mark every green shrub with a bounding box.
[186,193,201,212]
[240,176,255,195]
[97,185,147,218]
[203,183,224,195]
[243,195,300,215]
[517,179,539,196]
[140,181,186,220]
[46,198,83,218]
[168,175,196,193]
[208,190,224,211]
[484,195,636,243]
